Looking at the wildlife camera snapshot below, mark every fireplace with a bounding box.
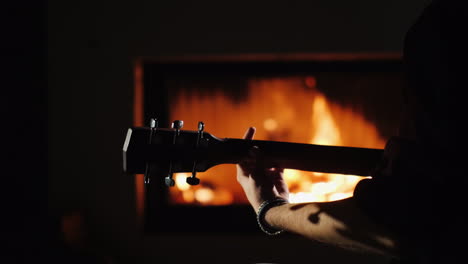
[134,53,404,233]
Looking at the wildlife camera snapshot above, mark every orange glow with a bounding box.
[263,118,279,132]
[133,59,145,223]
[169,77,386,205]
[282,93,377,203]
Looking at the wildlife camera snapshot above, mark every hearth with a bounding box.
[132,53,404,233]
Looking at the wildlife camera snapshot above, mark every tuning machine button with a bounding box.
[186,174,200,186]
[165,161,175,187]
[165,175,175,187]
[171,120,184,129]
[150,118,158,129]
[186,162,200,186]
[186,158,200,185]
[198,121,204,133]
[171,120,184,135]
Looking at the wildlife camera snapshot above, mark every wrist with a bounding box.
[264,203,285,230]
[256,198,288,235]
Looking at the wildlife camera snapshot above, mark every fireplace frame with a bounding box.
[134,52,403,234]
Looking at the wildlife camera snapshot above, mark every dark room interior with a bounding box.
[9,0,435,263]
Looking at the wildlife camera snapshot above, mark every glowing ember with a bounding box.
[169,77,386,205]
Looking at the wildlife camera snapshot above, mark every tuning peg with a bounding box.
[185,122,204,186]
[198,121,204,132]
[150,118,158,129]
[165,175,175,187]
[186,175,200,186]
[171,120,184,137]
[187,160,200,186]
[144,118,158,185]
[171,120,184,130]
[144,175,151,185]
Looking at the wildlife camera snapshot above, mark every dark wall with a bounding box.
[5,1,47,262]
[47,0,428,262]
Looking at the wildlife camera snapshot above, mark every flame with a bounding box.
[284,92,378,203]
[310,94,342,146]
[169,76,385,205]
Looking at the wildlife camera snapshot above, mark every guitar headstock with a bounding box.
[123,119,228,187]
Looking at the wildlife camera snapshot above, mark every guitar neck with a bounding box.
[217,138,383,176]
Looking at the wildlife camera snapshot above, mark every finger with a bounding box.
[274,177,289,198]
[250,146,266,175]
[243,127,256,140]
[270,167,289,198]
[239,146,261,174]
[237,142,261,184]
[236,164,248,184]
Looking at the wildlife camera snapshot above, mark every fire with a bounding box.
[284,93,371,203]
[169,76,385,205]
[310,94,342,146]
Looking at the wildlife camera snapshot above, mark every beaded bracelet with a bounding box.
[256,198,288,235]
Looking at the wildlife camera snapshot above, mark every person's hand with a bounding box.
[236,127,289,212]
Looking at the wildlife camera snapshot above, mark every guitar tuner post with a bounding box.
[195,122,205,147]
[165,120,183,187]
[144,118,158,186]
[186,121,204,186]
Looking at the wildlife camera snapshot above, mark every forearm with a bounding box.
[265,198,399,257]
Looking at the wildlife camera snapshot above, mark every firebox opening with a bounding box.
[165,72,402,206]
[140,54,403,233]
